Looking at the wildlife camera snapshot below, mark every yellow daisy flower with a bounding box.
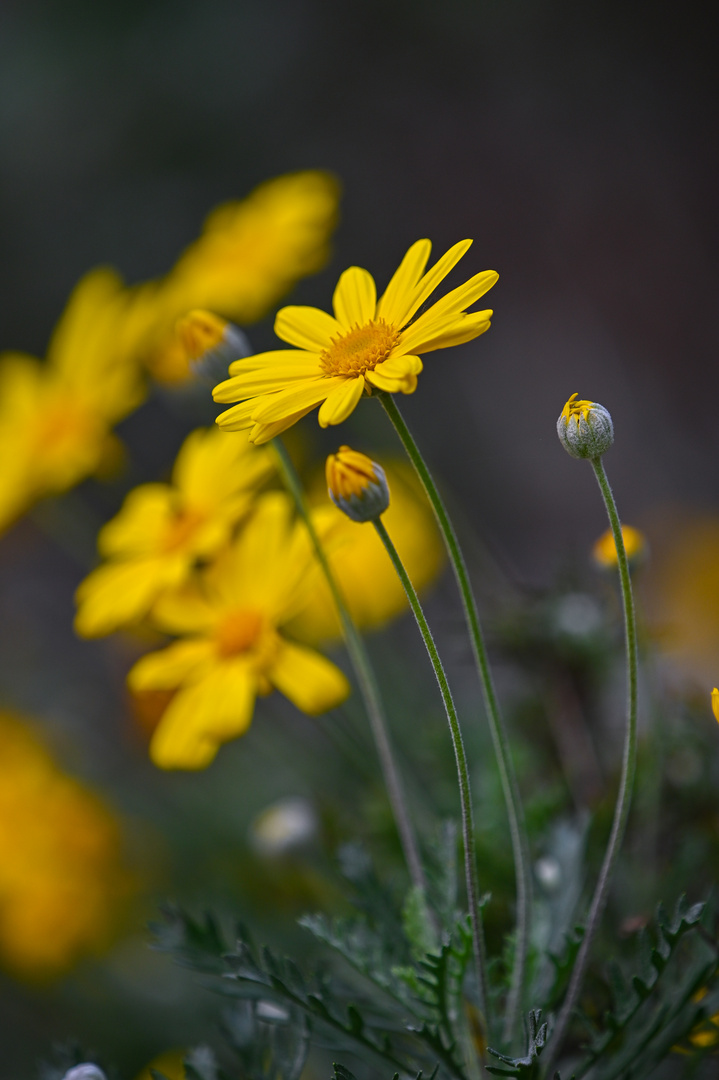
[0,268,145,534]
[213,239,498,443]
[128,493,351,770]
[0,711,130,980]
[75,427,273,638]
[137,171,340,384]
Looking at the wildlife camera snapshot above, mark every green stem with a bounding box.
[542,456,639,1074]
[271,438,428,897]
[378,391,531,1042]
[373,515,490,1043]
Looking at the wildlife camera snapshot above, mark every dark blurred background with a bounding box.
[2,0,718,576]
[1,1,719,1075]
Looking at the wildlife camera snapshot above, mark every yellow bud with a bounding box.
[557,393,614,459]
[712,688,719,724]
[175,309,250,381]
[326,446,390,523]
[177,309,228,359]
[592,525,647,569]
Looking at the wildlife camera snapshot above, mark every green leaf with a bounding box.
[486,1010,548,1077]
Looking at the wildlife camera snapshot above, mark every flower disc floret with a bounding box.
[319,320,400,377]
[212,238,498,444]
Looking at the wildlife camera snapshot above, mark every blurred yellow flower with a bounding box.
[0,268,145,535]
[712,688,719,724]
[0,711,129,979]
[592,524,647,569]
[75,427,273,638]
[213,238,497,443]
[134,1050,185,1080]
[287,461,444,644]
[644,512,719,680]
[128,493,351,770]
[139,171,340,383]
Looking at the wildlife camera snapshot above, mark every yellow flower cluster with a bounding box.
[0,171,340,538]
[75,427,274,637]
[75,426,353,769]
[0,712,129,980]
[76,417,443,768]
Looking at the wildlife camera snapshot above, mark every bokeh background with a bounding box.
[1,1,719,1076]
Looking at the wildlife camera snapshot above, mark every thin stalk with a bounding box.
[271,438,427,896]
[378,391,531,1042]
[373,515,490,1043]
[542,456,639,1074]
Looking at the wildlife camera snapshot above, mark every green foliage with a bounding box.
[571,896,715,1080]
[332,1064,439,1080]
[485,1009,548,1077]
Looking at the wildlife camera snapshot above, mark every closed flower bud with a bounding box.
[61,1067,107,1080]
[326,446,390,523]
[557,393,614,459]
[176,309,251,382]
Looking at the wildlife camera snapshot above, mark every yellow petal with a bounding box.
[317,376,366,427]
[128,639,215,691]
[149,665,255,770]
[172,425,273,505]
[412,269,498,326]
[215,400,256,430]
[408,312,493,354]
[398,310,488,354]
[332,267,377,329]
[249,406,320,445]
[270,640,350,714]
[394,240,473,328]
[250,378,340,424]
[712,688,719,724]
[376,239,432,324]
[365,368,415,393]
[274,306,341,350]
[228,349,316,376]
[74,558,179,638]
[98,484,174,557]
[213,364,322,401]
[374,354,424,377]
[151,585,217,635]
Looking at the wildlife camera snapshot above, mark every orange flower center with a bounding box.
[319,320,400,377]
[214,610,264,658]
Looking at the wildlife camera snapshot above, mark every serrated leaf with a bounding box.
[486,1009,547,1077]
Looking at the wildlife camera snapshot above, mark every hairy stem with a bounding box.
[378,391,531,1042]
[272,438,427,896]
[542,456,639,1074]
[373,515,489,1046]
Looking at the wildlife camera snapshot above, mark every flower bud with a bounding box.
[712,688,719,725]
[592,525,647,570]
[176,309,251,382]
[61,1067,107,1080]
[326,446,390,523]
[557,393,614,459]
